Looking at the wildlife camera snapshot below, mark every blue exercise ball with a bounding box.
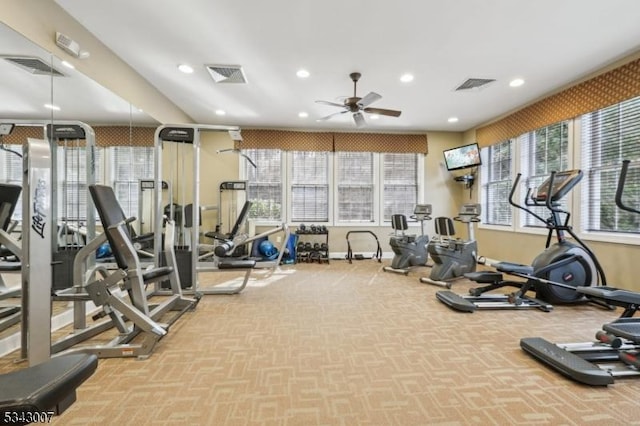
[258,240,278,259]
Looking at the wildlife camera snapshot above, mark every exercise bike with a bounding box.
[521,160,640,386]
[437,168,608,312]
[420,203,481,288]
[383,204,432,275]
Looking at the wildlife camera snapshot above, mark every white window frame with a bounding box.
[515,121,574,236]
[574,100,640,246]
[241,149,424,227]
[478,140,516,232]
[240,148,286,226]
[334,151,377,225]
[287,151,333,225]
[105,146,155,220]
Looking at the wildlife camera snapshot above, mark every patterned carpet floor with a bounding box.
[2,260,640,425]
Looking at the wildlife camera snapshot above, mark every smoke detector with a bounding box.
[206,64,247,84]
[55,32,90,59]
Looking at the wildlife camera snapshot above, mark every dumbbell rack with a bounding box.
[295,225,329,264]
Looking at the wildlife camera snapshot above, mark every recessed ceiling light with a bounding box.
[369,114,380,120]
[44,103,60,111]
[296,69,310,78]
[298,112,309,118]
[509,78,525,87]
[178,64,194,74]
[448,117,459,123]
[61,60,74,69]
[400,73,414,83]
[215,109,226,116]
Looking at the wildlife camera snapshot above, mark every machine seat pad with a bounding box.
[218,259,256,269]
[204,231,228,241]
[142,266,173,282]
[464,271,503,283]
[494,262,534,275]
[0,261,21,272]
[0,353,98,415]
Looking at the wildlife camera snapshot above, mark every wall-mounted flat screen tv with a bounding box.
[443,143,481,171]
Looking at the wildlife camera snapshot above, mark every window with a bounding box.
[242,149,422,225]
[244,148,283,221]
[581,96,640,233]
[480,140,513,226]
[0,145,23,220]
[56,146,103,224]
[336,152,374,222]
[518,121,570,227]
[383,153,419,220]
[110,146,154,218]
[291,151,329,222]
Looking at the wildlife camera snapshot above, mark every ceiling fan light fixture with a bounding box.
[298,112,308,118]
[509,78,525,87]
[315,72,402,127]
[369,114,380,120]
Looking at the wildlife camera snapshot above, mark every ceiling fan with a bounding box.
[316,72,402,128]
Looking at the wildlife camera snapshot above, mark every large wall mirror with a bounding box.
[0,22,157,125]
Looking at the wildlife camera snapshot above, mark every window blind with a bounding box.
[581,95,640,233]
[111,146,154,218]
[291,151,329,222]
[518,122,570,227]
[244,149,283,221]
[383,153,418,221]
[481,140,513,225]
[337,152,374,222]
[57,146,102,223]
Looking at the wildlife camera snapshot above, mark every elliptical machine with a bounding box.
[383,204,432,275]
[420,203,481,288]
[437,169,608,312]
[521,160,640,386]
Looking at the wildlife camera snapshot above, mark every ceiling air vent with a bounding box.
[455,78,495,91]
[1,56,65,76]
[206,64,247,84]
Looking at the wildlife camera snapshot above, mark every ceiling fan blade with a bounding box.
[315,100,346,108]
[353,112,366,128]
[317,110,349,122]
[357,92,382,108]
[363,107,402,117]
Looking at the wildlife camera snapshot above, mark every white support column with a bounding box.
[21,138,52,365]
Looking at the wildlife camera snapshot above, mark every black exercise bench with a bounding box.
[0,353,98,425]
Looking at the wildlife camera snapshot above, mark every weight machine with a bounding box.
[153,124,290,295]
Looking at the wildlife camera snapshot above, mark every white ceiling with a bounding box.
[6,1,640,132]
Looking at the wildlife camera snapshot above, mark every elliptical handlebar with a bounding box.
[616,159,640,215]
[509,173,548,225]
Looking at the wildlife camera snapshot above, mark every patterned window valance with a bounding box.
[1,125,155,147]
[94,126,155,147]
[237,129,427,154]
[477,57,640,147]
